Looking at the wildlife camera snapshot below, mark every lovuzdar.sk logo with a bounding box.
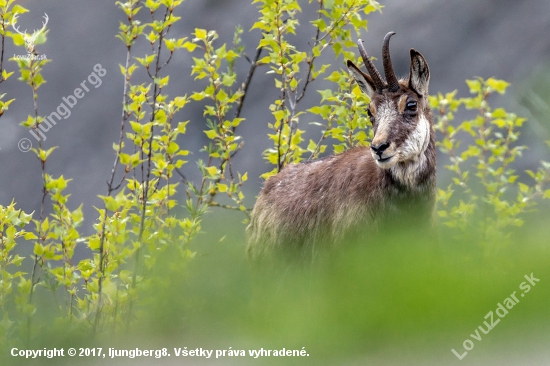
[12,12,49,60]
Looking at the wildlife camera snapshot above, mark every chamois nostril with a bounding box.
[371,142,390,156]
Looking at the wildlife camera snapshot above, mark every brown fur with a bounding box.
[246,34,436,260]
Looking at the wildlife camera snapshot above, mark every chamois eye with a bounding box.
[405,101,417,113]
[366,108,373,119]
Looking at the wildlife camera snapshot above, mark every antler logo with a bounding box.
[12,13,48,54]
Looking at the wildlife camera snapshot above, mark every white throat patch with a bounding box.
[402,115,430,161]
[391,115,431,187]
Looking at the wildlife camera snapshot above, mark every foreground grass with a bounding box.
[2,214,550,366]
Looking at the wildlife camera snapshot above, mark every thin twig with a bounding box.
[280,87,298,165]
[296,0,323,103]
[209,201,248,211]
[233,46,263,120]
[316,0,358,45]
[0,18,5,83]
[308,114,335,160]
[275,1,287,172]
[128,6,171,332]
[94,1,138,333]
[27,55,48,345]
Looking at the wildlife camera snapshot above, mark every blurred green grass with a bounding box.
[124,213,550,365]
[3,210,550,366]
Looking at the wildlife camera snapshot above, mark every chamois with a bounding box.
[246,32,436,259]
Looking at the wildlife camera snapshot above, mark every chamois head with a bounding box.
[347,32,431,171]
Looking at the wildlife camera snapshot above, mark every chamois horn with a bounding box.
[382,31,399,92]
[357,39,385,92]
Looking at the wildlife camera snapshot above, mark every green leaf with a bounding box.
[205,166,218,176]
[164,38,176,52]
[154,109,167,124]
[12,5,30,14]
[204,130,217,139]
[88,237,100,251]
[2,69,14,80]
[119,153,130,165]
[216,89,228,102]
[166,141,179,155]
[24,232,38,240]
[518,183,529,193]
[34,243,44,256]
[182,41,197,52]
[12,255,24,266]
[130,121,142,134]
[307,139,317,152]
[194,28,207,41]
[487,78,510,94]
[465,79,481,94]
[318,89,333,102]
[155,75,169,88]
[190,92,206,101]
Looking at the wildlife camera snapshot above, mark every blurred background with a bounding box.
[1,0,549,235]
[1,1,550,365]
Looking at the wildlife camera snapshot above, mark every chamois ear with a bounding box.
[408,49,430,97]
[347,60,376,98]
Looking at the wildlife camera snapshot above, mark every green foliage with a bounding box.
[253,0,381,178]
[308,70,372,156]
[7,2,83,345]
[189,26,248,216]
[432,77,550,244]
[90,0,198,332]
[0,201,34,346]
[0,0,17,110]
[0,0,548,353]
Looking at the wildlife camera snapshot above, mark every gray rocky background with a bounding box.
[1,0,549,235]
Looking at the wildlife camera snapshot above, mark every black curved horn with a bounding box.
[357,39,385,92]
[382,31,399,92]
